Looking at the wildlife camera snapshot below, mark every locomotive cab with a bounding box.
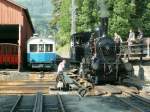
[70,32,91,63]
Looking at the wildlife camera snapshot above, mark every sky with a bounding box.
[15,0,53,36]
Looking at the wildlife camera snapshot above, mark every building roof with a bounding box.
[6,0,35,33]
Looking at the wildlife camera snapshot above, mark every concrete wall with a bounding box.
[133,61,150,81]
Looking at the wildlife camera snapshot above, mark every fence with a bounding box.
[119,37,150,59]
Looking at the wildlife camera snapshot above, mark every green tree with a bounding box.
[109,0,135,40]
[77,0,99,32]
[50,0,150,45]
[56,0,71,46]
[142,1,150,37]
[50,0,71,46]
[49,0,61,35]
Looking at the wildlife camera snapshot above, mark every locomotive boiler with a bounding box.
[71,17,132,84]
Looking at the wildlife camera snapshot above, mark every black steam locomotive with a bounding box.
[70,17,132,84]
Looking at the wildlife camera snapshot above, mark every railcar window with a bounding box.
[30,44,37,52]
[45,44,53,52]
[39,44,44,52]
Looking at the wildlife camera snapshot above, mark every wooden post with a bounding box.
[18,25,21,71]
[147,38,150,57]
[140,44,143,64]
[71,0,76,35]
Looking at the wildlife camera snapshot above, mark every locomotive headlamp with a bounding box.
[105,45,110,50]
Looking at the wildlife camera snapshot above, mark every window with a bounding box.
[39,44,44,52]
[45,44,53,52]
[30,44,37,52]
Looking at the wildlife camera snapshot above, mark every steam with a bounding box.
[97,0,109,17]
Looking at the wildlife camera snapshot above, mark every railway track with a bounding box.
[93,84,150,111]
[113,92,150,112]
[0,93,66,112]
[106,85,150,112]
[0,85,150,112]
[0,71,150,111]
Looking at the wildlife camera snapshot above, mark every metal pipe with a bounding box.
[71,0,76,35]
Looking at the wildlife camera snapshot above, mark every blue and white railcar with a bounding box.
[27,35,56,69]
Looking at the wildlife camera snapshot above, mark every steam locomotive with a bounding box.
[70,17,132,84]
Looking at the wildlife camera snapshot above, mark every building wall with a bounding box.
[133,64,150,81]
[0,0,23,25]
[20,12,33,67]
[0,0,34,70]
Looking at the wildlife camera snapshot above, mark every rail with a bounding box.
[10,95,22,112]
[107,85,150,112]
[33,93,65,112]
[113,92,150,112]
[57,94,66,112]
[123,91,150,105]
[113,95,144,112]
[33,92,43,112]
[0,93,67,112]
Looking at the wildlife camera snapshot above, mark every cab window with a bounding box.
[39,44,44,52]
[30,44,37,52]
[45,44,53,52]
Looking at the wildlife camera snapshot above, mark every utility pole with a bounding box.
[70,0,76,59]
[71,0,76,35]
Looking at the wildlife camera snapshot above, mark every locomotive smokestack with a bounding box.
[98,0,109,37]
[100,17,108,36]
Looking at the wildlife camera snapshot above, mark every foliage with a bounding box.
[49,0,61,35]
[77,0,99,32]
[109,0,135,40]
[142,1,150,37]
[50,0,71,46]
[50,0,150,46]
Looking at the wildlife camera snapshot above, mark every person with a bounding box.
[127,29,135,54]
[127,29,135,44]
[114,32,122,43]
[56,60,66,89]
[137,28,143,42]
[79,62,84,77]
[137,28,144,62]
[114,32,122,53]
[57,59,66,75]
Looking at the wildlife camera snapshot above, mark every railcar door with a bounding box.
[0,43,18,68]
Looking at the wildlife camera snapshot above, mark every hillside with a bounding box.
[15,0,53,37]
